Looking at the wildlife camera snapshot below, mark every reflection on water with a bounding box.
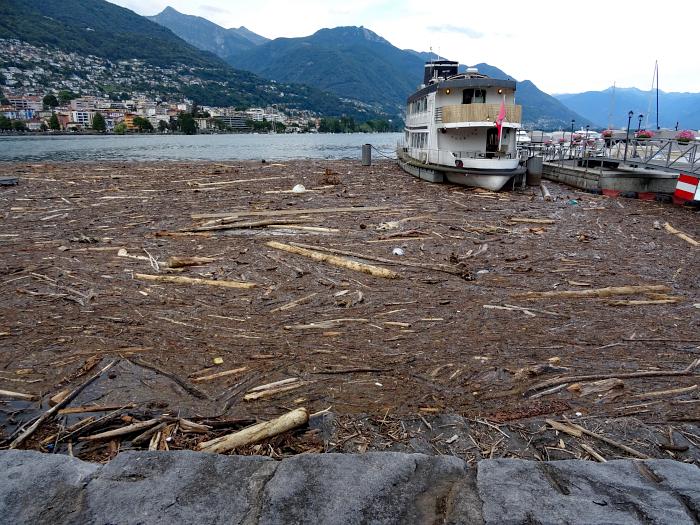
[0,133,402,162]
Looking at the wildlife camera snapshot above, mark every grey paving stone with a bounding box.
[1,450,699,525]
[84,450,276,525]
[478,458,699,525]
[0,449,98,525]
[258,452,473,525]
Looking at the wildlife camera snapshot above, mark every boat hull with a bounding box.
[444,168,525,191]
[398,150,525,191]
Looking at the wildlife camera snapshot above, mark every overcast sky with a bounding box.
[110,0,699,94]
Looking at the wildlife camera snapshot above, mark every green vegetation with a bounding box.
[0,1,392,120]
[0,0,224,68]
[177,112,197,135]
[92,112,106,132]
[132,116,153,132]
[0,116,32,131]
[158,120,169,133]
[318,117,398,133]
[147,6,266,65]
[43,94,59,109]
[49,113,60,130]
[58,90,77,105]
[229,27,422,112]
[245,118,286,133]
[114,122,127,135]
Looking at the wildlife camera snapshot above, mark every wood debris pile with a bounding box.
[0,160,698,463]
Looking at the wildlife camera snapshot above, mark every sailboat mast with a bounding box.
[645,61,659,130]
[656,61,659,130]
[607,82,615,129]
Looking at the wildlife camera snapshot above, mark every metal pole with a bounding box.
[570,120,575,159]
[361,144,372,166]
[634,114,643,159]
[623,112,633,163]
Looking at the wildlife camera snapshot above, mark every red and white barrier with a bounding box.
[675,173,700,202]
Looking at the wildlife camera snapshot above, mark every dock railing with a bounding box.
[521,138,700,175]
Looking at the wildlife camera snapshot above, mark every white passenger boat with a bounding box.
[398,60,526,190]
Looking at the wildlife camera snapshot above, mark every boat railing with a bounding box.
[438,103,522,125]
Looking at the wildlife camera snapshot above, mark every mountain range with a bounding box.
[147,7,268,64]
[0,0,379,119]
[147,6,593,130]
[8,1,696,130]
[556,87,700,130]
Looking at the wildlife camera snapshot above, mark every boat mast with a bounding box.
[656,61,660,130]
[645,60,658,130]
[607,82,615,129]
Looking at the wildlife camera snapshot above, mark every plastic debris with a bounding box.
[292,184,306,193]
[392,247,404,256]
[213,357,224,365]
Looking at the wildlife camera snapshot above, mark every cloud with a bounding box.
[427,24,483,39]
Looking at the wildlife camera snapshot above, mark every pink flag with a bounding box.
[495,99,506,141]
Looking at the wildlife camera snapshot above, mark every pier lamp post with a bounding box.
[569,119,575,159]
[583,125,590,163]
[633,114,644,158]
[623,110,633,163]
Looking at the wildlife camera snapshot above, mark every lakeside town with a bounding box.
[0,38,395,134]
[1,90,316,134]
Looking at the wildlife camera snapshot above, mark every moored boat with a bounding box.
[398,59,526,190]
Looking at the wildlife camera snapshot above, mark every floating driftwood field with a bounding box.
[0,159,698,463]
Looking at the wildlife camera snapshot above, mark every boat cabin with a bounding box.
[405,61,522,168]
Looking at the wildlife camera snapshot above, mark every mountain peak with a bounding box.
[312,26,390,45]
[159,6,180,15]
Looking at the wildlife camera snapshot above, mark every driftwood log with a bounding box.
[526,358,700,395]
[266,241,399,279]
[197,407,309,454]
[516,284,671,300]
[664,222,699,247]
[288,242,470,278]
[134,273,256,289]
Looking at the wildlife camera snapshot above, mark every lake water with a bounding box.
[0,133,402,162]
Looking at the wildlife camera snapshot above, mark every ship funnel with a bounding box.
[423,60,458,86]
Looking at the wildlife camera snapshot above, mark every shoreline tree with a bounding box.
[42,94,59,110]
[132,116,154,133]
[178,112,197,135]
[92,112,106,132]
[49,113,60,131]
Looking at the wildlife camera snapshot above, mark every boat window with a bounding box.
[462,88,486,104]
